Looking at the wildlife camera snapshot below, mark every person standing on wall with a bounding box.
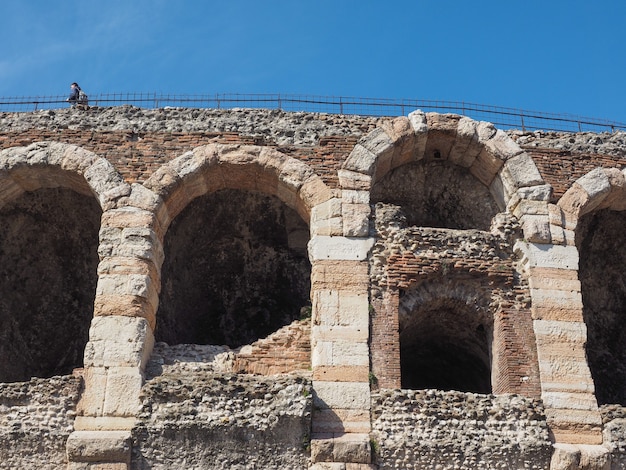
[67,82,88,107]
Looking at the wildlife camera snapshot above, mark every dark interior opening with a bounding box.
[577,208,626,405]
[371,160,499,230]
[0,187,101,382]
[399,300,492,394]
[157,189,311,348]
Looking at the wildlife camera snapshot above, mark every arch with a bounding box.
[142,143,334,233]
[0,141,130,209]
[145,144,328,354]
[556,167,626,225]
[340,111,549,228]
[0,142,127,381]
[562,167,626,405]
[398,280,493,393]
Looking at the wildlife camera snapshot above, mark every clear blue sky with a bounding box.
[1,0,625,123]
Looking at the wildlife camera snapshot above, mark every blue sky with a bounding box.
[1,0,625,123]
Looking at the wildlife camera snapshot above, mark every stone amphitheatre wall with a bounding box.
[0,106,625,469]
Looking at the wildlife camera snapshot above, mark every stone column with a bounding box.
[308,235,374,466]
[517,241,610,468]
[67,201,162,469]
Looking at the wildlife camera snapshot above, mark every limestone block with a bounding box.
[96,273,158,307]
[78,367,107,416]
[380,116,417,168]
[519,184,553,203]
[83,158,128,204]
[103,366,143,417]
[312,325,368,342]
[550,224,566,246]
[537,354,593,390]
[341,189,369,205]
[311,260,369,293]
[66,430,131,463]
[311,338,368,367]
[93,293,157,329]
[311,434,371,464]
[542,391,599,411]
[300,176,333,212]
[125,184,168,231]
[313,290,370,327]
[449,117,480,167]
[483,128,524,161]
[502,152,544,190]
[309,463,345,470]
[73,416,137,431]
[312,198,343,223]
[545,408,603,445]
[405,110,428,162]
[338,169,372,191]
[332,433,371,464]
[276,180,298,209]
[84,316,154,369]
[550,443,580,470]
[313,381,371,410]
[313,365,370,383]
[578,444,610,470]
[515,241,579,271]
[312,411,367,434]
[576,167,611,202]
[312,340,333,367]
[530,288,583,321]
[311,217,344,237]
[344,144,378,175]
[470,147,504,186]
[342,203,371,237]
[533,320,587,342]
[359,128,395,175]
[313,289,340,325]
[528,272,581,291]
[61,145,100,173]
[308,236,375,262]
[559,167,612,218]
[520,214,551,244]
[98,226,164,269]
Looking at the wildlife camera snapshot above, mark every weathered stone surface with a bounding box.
[132,372,311,469]
[371,389,552,469]
[0,375,81,469]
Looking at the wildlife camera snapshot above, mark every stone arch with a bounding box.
[0,141,130,210]
[558,167,626,405]
[340,111,550,239]
[144,143,331,352]
[398,279,494,394]
[0,142,129,381]
[143,143,333,234]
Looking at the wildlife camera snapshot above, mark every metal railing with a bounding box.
[1,92,625,133]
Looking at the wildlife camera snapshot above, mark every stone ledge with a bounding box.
[66,430,131,463]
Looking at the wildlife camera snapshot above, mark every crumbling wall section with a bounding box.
[371,389,552,469]
[0,375,82,469]
[133,361,312,469]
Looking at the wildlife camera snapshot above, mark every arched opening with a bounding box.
[0,187,101,382]
[156,188,311,347]
[577,208,626,405]
[371,160,500,230]
[399,295,492,394]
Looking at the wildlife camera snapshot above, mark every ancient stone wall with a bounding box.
[0,107,624,469]
[371,389,552,469]
[0,375,81,469]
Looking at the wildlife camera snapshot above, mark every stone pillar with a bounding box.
[517,241,610,468]
[67,204,162,469]
[309,235,374,465]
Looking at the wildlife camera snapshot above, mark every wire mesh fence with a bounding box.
[1,92,624,133]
